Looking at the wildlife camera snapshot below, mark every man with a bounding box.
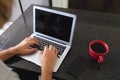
[0,0,58,80]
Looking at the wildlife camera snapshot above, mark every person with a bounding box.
[0,0,58,80]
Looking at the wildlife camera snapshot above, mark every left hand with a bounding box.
[12,37,40,55]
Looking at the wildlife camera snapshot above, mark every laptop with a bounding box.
[20,6,76,72]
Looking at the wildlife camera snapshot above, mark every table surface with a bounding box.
[0,5,120,80]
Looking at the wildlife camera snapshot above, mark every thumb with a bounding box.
[27,48,38,53]
[39,51,43,58]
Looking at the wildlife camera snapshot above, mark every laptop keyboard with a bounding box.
[33,36,66,58]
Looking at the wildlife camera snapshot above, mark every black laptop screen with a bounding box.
[35,9,73,42]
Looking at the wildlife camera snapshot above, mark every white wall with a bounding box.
[52,0,68,8]
[10,0,49,21]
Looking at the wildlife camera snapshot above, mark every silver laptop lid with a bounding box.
[33,6,76,46]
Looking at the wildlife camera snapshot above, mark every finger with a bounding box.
[29,41,40,46]
[25,37,28,39]
[24,37,29,41]
[26,48,38,54]
[44,46,48,51]
[49,45,53,51]
[52,46,56,51]
[52,46,57,53]
[32,38,39,42]
[29,37,39,42]
[54,48,58,55]
[55,48,58,54]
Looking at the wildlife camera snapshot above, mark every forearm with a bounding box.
[41,67,53,80]
[0,47,17,61]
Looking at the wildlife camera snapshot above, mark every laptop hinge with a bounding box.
[36,34,67,45]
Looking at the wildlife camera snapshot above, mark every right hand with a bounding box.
[40,45,58,72]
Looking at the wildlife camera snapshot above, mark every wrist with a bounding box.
[42,64,54,73]
[41,66,53,74]
[7,47,18,55]
[0,47,18,61]
[41,66,53,80]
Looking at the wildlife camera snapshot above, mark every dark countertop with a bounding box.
[0,5,120,80]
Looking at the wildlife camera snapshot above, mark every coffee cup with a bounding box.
[89,40,109,63]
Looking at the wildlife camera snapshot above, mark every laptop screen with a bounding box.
[35,8,73,42]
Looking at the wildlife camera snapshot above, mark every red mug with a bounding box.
[89,40,109,63]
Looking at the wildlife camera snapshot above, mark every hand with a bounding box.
[12,37,40,55]
[40,45,58,72]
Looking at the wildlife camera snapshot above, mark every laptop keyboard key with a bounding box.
[33,36,66,58]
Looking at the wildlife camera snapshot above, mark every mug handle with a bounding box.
[98,56,104,63]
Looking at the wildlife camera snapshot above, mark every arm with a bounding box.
[0,47,17,61]
[40,45,58,80]
[0,37,39,61]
